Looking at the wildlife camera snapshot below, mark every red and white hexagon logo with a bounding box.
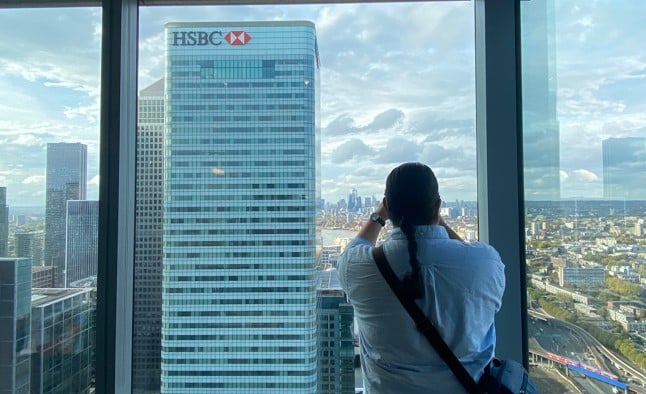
[224,31,251,46]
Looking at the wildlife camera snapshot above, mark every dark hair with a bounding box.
[385,162,440,298]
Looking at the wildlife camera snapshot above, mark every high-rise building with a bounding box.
[44,143,87,287]
[31,266,56,288]
[320,245,341,270]
[15,231,44,267]
[0,257,32,394]
[521,0,560,200]
[133,78,165,392]
[162,21,319,393]
[65,200,98,287]
[315,269,354,394]
[0,187,8,257]
[348,188,357,212]
[602,137,646,200]
[30,288,94,394]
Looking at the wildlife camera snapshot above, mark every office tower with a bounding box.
[162,22,319,393]
[44,143,87,287]
[133,78,165,392]
[31,266,56,288]
[15,231,44,267]
[348,188,357,212]
[0,258,32,394]
[316,269,354,394]
[30,288,94,394]
[602,137,646,200]
[320,245,341,270]
[521,0,560,200]
[0,187,8,257]
[65,200,98,287]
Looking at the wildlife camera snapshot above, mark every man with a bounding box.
[338,162,505,393]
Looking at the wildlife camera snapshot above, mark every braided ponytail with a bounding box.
[400,217,424,299]
[385,162,440,299]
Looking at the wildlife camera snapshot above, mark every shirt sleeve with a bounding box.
[337,236,373,296]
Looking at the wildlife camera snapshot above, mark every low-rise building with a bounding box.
[30,288,95,394]
[558,265,605,287]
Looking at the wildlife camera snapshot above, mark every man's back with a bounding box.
[338,225,505,393]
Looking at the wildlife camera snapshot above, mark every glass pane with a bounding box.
[522,1,646,392]
[137,3,476,393]
[0,7,101,394]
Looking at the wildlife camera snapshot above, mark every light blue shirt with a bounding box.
[338,225,505,393]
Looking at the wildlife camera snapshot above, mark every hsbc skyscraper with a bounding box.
[161,22,319,393]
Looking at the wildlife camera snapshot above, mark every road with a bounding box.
[529,311,646,392]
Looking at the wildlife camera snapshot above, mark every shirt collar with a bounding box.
[390,224,449,240]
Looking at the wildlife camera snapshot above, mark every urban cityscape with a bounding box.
[1,1,646,394]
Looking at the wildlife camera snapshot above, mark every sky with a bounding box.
[0,1,645,207]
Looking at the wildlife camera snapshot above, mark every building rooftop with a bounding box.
[316,268,343,293]
[31,288,91,308]
[32,266,55,273]
[140,78,164,97]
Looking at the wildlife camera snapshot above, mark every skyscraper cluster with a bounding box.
[0,145,100,393]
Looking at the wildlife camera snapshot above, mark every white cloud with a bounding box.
[22,175,45,185]
[571,169,600,183]
[3,3,644,205]
[11,134,41,146]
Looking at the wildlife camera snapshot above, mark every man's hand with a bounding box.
[356,197,388,245]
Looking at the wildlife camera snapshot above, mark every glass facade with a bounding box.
[0,258,32,394]
[315,269,354,394]
[0,188,7,257]
[133,79,165,392]
[602,137,646,199]
[161,21,319,392]
[65,200,98,287]
[15,231,44,268]
[30,288,95,394]
[44,143,88,287]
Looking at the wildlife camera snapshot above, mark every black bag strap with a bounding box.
[371,245,482,394]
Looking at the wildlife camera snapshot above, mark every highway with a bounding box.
[529,310,646,393]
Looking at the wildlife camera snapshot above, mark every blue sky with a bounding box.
[0,1,645,206]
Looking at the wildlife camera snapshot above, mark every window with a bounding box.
[522,0,646,391]
[137,2,476,393]
[0,6,101,394]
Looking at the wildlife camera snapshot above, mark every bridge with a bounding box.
[530,350,629,392]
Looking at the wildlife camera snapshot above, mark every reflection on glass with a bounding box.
[522,1,646,392]
[137,2,476,393]
[0,7,101,394]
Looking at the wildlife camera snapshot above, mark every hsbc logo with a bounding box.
[171,30,252,47]
[225,31,251,45]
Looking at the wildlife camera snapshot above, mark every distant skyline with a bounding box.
[1,2,645,206]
